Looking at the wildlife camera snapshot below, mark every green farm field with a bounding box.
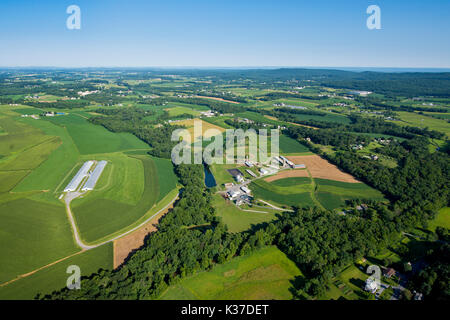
[394,111,450,137]
[279,135,310,154]
[250,174,384,210]
[0,243,113,300]
[159,246,303,300]
[0,198,79,284]
[315,178,385,210]
[250,179,315,208]
[46,114,149,154]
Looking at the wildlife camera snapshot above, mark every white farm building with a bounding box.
[64,161,94,192]
[82,161,107,191]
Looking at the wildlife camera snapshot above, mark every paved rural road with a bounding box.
[64,192,179,251]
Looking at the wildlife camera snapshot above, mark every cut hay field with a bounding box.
[287,155,360,183]
[212,194,278,233]
[159,246,303,300]
[170,118,225,141]
[0,243,113,300]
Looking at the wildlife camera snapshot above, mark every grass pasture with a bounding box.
[159,246,303,300]
[0,199,79,284]
[279,135,310,154]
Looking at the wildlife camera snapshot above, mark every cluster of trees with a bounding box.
[287,126,372,149]
[408,243,450,300]
[224,118,274,131]
[330,139,449,210]
[258,92,327,101]
[25,99,91,110]
[274,107,327,117]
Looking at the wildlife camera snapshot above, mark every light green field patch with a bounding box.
[159,246,303,300]
[0,117,48,156]
[165,106,201,117]
[0,137,60,171]
[13,118,80,202]
[0,171,30,193]
[252,178,313,195]
[428,207,450,231]
[314,179,385,210]
[46,114,149,154]
[279,135,310,154]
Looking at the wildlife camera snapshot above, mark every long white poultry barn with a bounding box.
[64,161,94,192]
[82,161,107,191]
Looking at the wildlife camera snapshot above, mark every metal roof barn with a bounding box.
[64,161,94,192]
[82,161,107,191]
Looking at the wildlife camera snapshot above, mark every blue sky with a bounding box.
[0,0,449,68]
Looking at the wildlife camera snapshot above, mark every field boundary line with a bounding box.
[0,250,83,288]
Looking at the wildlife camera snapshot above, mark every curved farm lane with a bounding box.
[0,192,180,287]
[65,192,180,250]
